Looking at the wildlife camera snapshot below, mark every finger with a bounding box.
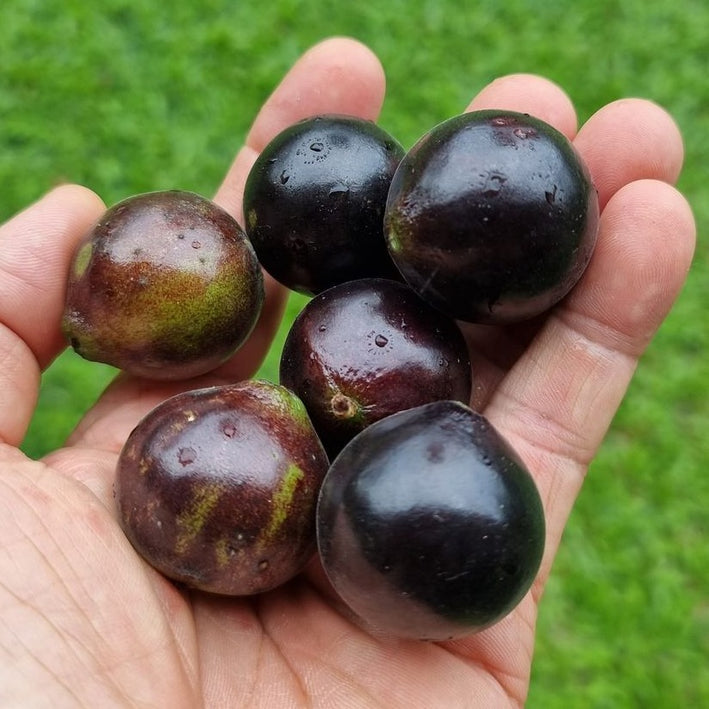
[461,87,686,411]
[573,98,684,209]
[457,74,580,406]
[0,185,105,368]
[466,72,578,139]
[69,38,388,452]
[210,36,388,383]
[484,179,695,576]
[0,185,105,446]
[213,36,387,223]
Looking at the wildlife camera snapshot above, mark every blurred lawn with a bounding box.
[2,0,707,705]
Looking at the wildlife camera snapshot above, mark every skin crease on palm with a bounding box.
[0,37,696,708]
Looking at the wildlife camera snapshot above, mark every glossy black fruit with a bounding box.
[62,190,264,380]
[243,114,405,295]
[316,400,546,640]
[280,278,472,457]
[115,380,329,595]
[384,109,599,324]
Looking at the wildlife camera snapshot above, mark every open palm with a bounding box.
[0,38,695,708]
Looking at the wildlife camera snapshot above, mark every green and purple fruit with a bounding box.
[384,109,600,324]
[62,190,264,380]
[114,380,329,595]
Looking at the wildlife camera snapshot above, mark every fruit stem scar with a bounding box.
[175,483,223,554]
[264,463,304,539]
[331,393,360,420]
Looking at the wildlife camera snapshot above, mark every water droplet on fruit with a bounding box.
[374,334,388,347]
[221,421,237,438]
[177,233,185,240]
[328,183,349,198]
[491,116,515,126]
[482,173,506,197]
[178,447,196,466]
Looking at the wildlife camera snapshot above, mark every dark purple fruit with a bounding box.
[243,114,405,295]
[62,190,264,380]
[115,380,329,595]
[384,109,599,324]
[279,278,472,458]
[316,400,545,640]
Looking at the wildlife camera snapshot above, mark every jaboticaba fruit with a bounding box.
[279,277,472,458]
[384,110,600,324]
[316,400,546,640]
[62,190,264,380]
[242,114,405,295]
[114,380,329,595]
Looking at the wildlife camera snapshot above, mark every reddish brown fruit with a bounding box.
[114,380,329,595]
[279,278,472,457]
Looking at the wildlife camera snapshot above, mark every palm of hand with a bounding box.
[5,441,535,707]
[0,38,694,708]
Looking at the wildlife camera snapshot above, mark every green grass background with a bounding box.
[2,0,707,705]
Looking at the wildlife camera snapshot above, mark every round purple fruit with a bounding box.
[317,400,546,640]
[384,109,599,324]
[243,114,405,295]
[279,278,472,457]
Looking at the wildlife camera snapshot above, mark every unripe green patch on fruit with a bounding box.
[72,242,93,279]
[264,462,306,539]
[247,379,313,430]
[175,482,224,555]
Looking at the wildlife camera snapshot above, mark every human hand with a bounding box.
[0,37,695,708]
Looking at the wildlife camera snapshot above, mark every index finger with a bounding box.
[211,37,387,383]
